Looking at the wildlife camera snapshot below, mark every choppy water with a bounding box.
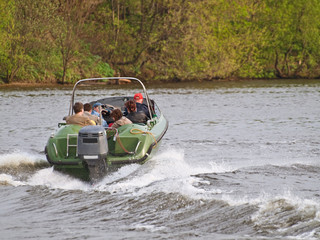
[0,79,320,239]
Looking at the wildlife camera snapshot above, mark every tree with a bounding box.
[51,0,102,83]
[0,0,28,83]
[258,0,320,78]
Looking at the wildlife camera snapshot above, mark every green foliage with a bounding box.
[1,0,320,83]
[0,0,15,82]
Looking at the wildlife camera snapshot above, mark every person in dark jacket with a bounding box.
[123,93,150,118]
[133,93,150,118]
[125,100,148,124]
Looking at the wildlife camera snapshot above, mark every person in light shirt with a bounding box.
[66,102,95,127]
[91,102,108,127]
[83,103,99,125]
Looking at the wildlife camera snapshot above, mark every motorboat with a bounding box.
[45,77,168,182]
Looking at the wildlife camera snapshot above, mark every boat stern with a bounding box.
[78,125,109,181]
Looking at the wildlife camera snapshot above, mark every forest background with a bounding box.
[1,0,320,84]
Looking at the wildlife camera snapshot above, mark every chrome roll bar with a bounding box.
[68,77,153,120]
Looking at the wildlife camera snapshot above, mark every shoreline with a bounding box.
[1,78,319,89]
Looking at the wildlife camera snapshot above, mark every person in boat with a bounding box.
[91,102,108,127]
[125,100,148,124]
[133,93,150,117]
[83,103,99,125]
[66,102,95,127]
[109,109,132,129]
[92,102,102,117]
[124,93,150,118]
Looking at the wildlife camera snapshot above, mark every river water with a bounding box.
[0,79,319,239]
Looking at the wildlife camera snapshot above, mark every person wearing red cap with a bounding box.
[134,93,143,101]
[133,93,150,118]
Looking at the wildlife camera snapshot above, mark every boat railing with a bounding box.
[147,119,157,129]
[68,77,154,120]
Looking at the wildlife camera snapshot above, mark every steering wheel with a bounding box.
[101,104,116,121]
[102,104,115,111]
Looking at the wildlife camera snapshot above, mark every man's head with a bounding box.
[134,93,143,103]
[73,102,84,114]
[93,102,102,112]
[110,109,123,121]
[84,103,92,113]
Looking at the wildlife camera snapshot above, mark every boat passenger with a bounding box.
[134,93,150,117]
[84,103,99,125]
[125,100,148,124]
[91,102,108,127]
[110,109,132,129]
[123,93,150,118]
[92,102,102,117]
[66,102,95,127]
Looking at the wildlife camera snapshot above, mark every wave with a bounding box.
[0,151,46,167]
[93,148,233,196]
[250,192,320,239]
[1,149,320,238]
[0,148,232,192]
[1,149,319,203]
[0,151,49,185]
[0,174,25,187]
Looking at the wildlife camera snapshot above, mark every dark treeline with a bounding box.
[1,0,320,84]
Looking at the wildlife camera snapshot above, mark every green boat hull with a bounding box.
[45,114,168,181]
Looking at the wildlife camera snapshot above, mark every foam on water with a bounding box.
[95,148,195,193]
[97,163,141,186]
[0,151,90,190]
[128,223,166,232]
[94,148,232,199]
[0,149,250,199]
[251,191,320,220]
[0,173,25,186]
[2,148,319,232]
[28,167,90,190]
[0,151,45,167]
[250,191,320,239]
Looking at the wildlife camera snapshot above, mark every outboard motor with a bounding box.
[78,125,108,181]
